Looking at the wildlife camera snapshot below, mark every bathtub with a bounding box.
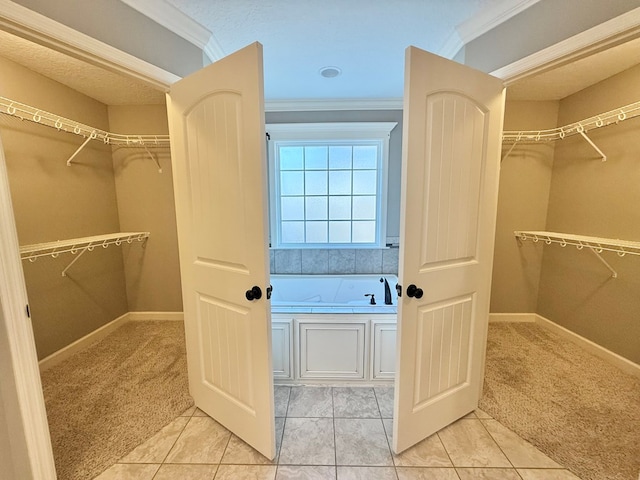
[270,274,398,313]
[269,274,398,384]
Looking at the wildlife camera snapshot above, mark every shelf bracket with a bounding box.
[61,247,88,277]
[588,247,617,278]
[67,130,97,166]
[501,141,518,163]
[578,130,607,162]
[143,144,163,173]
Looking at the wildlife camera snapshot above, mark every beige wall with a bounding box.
[108,105,182,312]
[537,64,640,364]
[0,56,129,359]
[490,100,558,313]
[0,57,183,359]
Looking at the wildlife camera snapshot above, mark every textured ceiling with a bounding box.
[165,0,504,100]
[0,30,166,106]
[1,2,638,106]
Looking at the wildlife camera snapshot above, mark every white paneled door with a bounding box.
[167,43,275,459]
[393,47,505,453]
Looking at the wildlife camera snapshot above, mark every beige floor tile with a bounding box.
[214,464,277,479]
[93,463,160,480]
[287,386,333,418]
[456,467,522,479]
[333,387,380,418]
[154,464,218,480]
[517,469,582,480]
[382,419,451,467]
[337,466,396,479]
[275,386,291,417]
[437,419,511,468]
[279,417,335,465]
[334,418,393,466]
[181,406,197,416]
[119,416,189,463]
[482,419,561,468]
[373,387,394,418]
[277,465,336,479]
[474,409,492,419]
[396,467,460,479]
[165,416,231,463]
[221,417,285,464]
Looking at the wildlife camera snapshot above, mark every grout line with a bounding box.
[477,417,518,471]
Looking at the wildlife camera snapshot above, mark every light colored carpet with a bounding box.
[480,322,640,480]
[40,320,194,480]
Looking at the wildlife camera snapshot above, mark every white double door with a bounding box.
[167,42,505,458]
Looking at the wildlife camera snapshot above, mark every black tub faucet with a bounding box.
[380,277,393,305]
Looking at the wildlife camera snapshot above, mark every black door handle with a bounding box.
[406,284,424,299]
[266,284,273,300]
[245,286,262,301]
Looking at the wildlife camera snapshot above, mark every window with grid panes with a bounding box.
[267,123,397,248]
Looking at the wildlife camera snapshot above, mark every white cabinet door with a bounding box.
[167,43,275,459]
[372,320,397,380]
[298,320,367,379]
[393,47,505,453]
[272,318,293,380]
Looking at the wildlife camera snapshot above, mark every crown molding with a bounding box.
[119,0,212,50]
[265,98,403,112]
[204,35,226,63]
[0,0,180,90]
[438,29,465,59]
[457,0,541,44]
[491,6,640,84]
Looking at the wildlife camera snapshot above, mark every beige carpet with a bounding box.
[480,322,640,480]
[40,320,194,480]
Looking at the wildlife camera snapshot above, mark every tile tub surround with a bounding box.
[95,386,580,480]
[271,247,399,275]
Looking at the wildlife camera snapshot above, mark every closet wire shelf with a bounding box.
[514,231,640,278]
[20,232,150,277]
[501,100,640,162]
[0,96,169,170]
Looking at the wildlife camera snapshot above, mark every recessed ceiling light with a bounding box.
[319,66,342,78]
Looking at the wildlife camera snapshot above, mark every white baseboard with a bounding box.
[127,311,184,321]
[534,314,640,380]
[38,311,185,372]
[489,313,537,323]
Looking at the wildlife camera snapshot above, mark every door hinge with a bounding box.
[26,304,31,318]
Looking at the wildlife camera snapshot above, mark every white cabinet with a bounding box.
[371,320,397,380]
[271,319,293,380]
[298,320,367,380]
[271,313,396,384]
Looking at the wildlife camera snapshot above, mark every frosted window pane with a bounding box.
[329,146,352,169]
[305,146,328,169]
[281,171,304,195]
[281,221,304,243]
[353,170,377,194]
[305,196,328,220]
[352,221,376,243]
[329,221,351,243]
[329,171,352,195]
[306,222,328,243]
[329,196,351,220]
[280,146,304,170]
[353,145,378,169]
[281,197,304,220]
[353,196,376,220]
[305,171,327,195]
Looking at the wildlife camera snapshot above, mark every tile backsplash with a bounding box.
[270,248,399,275]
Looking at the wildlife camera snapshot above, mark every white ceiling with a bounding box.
[0,0,639,106]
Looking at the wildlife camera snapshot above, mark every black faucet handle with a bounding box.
[365,293,376,305]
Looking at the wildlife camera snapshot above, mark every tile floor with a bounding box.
[95,386,581,480]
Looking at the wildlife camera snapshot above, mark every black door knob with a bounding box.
[245,286,263,301]
[406,284,424,299]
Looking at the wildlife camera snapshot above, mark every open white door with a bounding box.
[167,42,275,459]
[393,47,505,453]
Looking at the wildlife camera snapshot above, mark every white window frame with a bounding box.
[267,122,397,249]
